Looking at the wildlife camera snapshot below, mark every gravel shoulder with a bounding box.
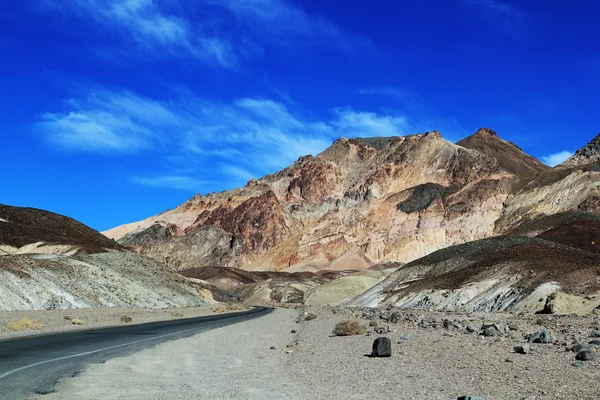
[32,307,600,400]
[0,304,246,340]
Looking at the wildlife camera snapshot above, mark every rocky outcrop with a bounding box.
[104,129,551,272]
[559,133,600,168]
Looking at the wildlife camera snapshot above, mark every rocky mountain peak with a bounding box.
[474,127,498,137]
[559,132,600,168]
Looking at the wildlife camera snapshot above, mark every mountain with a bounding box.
[559,133,600,168]
[0,204,212,311]
[104,129,548,273]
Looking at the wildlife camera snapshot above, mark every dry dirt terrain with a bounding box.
[35,307,600,400]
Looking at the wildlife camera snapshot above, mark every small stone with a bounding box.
[71,318,85,326]
[505,357,513,363]
[466,325,477,333]
[589,340,600,346]
[375,327,389,334]
[269,346,276,350]
[576,348,597,361]
[508,323,519,331]
[369,321,378,327]
[480,324,501,337]
[591,331,600,338]
[291,329,297,334]
[370,337,392,357]
[285,350,293,354]
[572,361,589,368]
[514,344,531,354]
[457,396,485,400]
[400,334,412,341]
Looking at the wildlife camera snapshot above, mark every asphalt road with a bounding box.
[0,307,272,399]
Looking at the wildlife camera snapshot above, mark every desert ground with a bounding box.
[32,306,600,400]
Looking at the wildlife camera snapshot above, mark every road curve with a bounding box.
[0,306,272,399]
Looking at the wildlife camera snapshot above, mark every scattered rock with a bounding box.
[120,315,132,323]
[269,346,276,350]
[400,334,412,341]
[527,329,553,344]
[572,361,590,368]
[508,323,519,331]
[480,324,501,337]
[304,312,317,321]
[514,344,531,354]
[375,327,389,334]
[457,396,485,400]
[71,318,85,326]
[591,331,600,338]
[576,348,596,361]
[589,340,600,347]
[505,357,513,363]
[370,337,392,357]
[466,325,477,333]
[369,321,378,327]
[291,329,297,334]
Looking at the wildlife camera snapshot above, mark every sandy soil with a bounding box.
[0,304,242,340]
[33,307,600,400]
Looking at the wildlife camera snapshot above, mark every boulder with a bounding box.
[527,329,553,344]
[370,337,392,357]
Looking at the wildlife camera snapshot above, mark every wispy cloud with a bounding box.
[36,84,417,192]
[135,175,213,190]
[540,150,573,167]
[209,0,376,53]
[39,0,236,67]
[459,0,527,37]
[38,0,373,67]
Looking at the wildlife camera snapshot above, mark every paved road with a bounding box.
[0,307,272,399]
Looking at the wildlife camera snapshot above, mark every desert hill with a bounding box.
[0,204,122,255]
[0,204,212,311]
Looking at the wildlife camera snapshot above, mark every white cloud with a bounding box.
[210,0,375,53]
[38,0,372,67]
[40,0,236,67]
[135,175,213,190]
[36,85,416,191]
[540,151,573,167]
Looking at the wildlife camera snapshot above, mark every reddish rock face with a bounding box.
[202,190,290,255]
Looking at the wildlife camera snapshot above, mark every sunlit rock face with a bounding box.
[105,128,552,272]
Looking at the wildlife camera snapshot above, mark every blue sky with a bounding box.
[1,0,599,231]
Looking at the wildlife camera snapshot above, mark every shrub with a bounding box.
[332,320,367,336]
[8,317,44,331]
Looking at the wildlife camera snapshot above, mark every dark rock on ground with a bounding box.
[528,329,554,344]
[480,324,501,337]
[576,348,597,361]
[370,337,392,357]
[514,344,531,354]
